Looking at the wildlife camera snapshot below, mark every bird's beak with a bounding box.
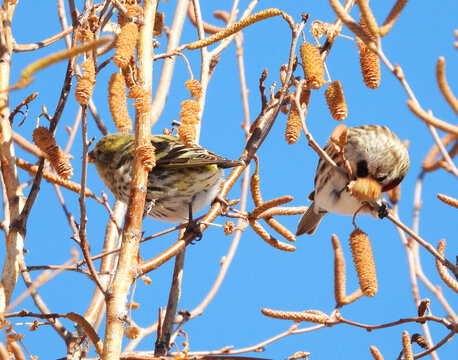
[88,150,95,163]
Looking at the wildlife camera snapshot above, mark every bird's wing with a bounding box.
[152,135,244,169]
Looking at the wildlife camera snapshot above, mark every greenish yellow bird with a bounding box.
[88,133,243,223]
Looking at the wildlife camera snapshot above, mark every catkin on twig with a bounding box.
[113,22,138,69]
[369,345,384,360]
[32,127,73,180]
[180,100,200,125]
[325,80,348,121]
[402,330,413,360]
[128,85,151,114]
[261,308,329,324]
[137,144,156,172]
[358,39,380,89]
[114,5,142,69]
[300,42,326,89]
[249,220,296,252]
[437,193,458,209]
[411,334,429,349]
[65,312,103,355]
[108,72,132,133]
[435,239,458,293]
[349,228,378,297]
[75,58,96,105]
[185,79,202,99]
[348,177,381,202]
[285,101,301,144]
[178,124,196,147]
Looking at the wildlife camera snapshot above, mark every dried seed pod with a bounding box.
[75,58,96,105]
[349,228,378,297]
[330,124,348,150]
[358,40,380,89]
[300,42,325,89]
[178,124,196,147]
[348,177,381,202]
[137,143,156,172]
[285,102,301,144]
[325,80,348,121]
[108,72,132,133]
[180,99,200,125]
[32,127,73,180]
[185,79,202,99]
[124,326,140,339]
[128,85,151,114]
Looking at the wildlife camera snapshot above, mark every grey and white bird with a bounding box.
[296,125,409,236]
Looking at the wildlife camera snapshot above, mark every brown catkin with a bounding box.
[153,12,165,37]
[180,99,200,125]
[435,239,458,293]
[114,5,141,70]
[369,345,384,360]
[137,144,156,172]
[108,72,132,133]
[32,127,73,180]
[300,42,326,89]
[122,59,137,88]
[348,177,381,202]
[349,228,378,297]
[325,80,348,121]
[65,312,103,355]
[285,102,301,144]
[178,124,196,147]
[185,79,203,99]
[77,28,94,44]
[75,58,96,105]
[411,334,429,349]
[358,40,380,89]
[402,331,413,360]
[128,85,151,114]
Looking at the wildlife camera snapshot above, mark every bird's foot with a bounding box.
[185,202,202,243]
[377,203,389,219]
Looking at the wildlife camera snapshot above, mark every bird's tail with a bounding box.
[296,202,324,236]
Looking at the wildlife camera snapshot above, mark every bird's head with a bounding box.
[88,133,134,171]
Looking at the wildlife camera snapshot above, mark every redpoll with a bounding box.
[296,125,409,235]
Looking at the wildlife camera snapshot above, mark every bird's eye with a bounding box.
[377,175,387,183]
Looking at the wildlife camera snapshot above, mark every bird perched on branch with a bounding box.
[89,133,243,223]
[296,125,409,236]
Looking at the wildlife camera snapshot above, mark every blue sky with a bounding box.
[3,1,457,359]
